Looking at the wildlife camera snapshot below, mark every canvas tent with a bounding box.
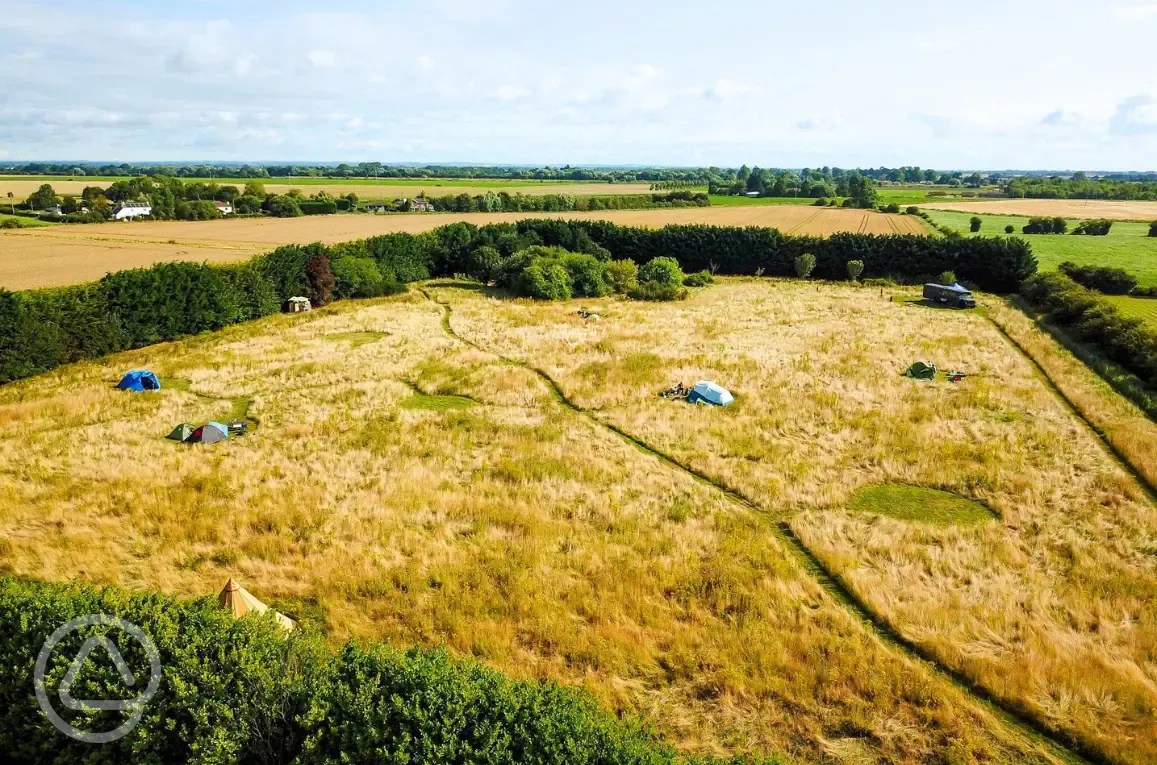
[217,578,295,631]
[117,370,160,391]
[906,362,937,380]
[167,423,195,442]
[189,421,229,444]
[687,380,734,407]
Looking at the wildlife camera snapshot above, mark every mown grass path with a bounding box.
[418,286,1095,765]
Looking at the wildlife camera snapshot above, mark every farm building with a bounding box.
[285,296,312,313]
[395,197,433,212]
[113,201,152,220]
[213,201,233,215]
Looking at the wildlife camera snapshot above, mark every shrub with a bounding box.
[298,199,339,216]
[606,259,639,294]
[841,198,856,208]
[331,256,384,299]
[629,281,689,301]
[906,206,919,215]
[468,245,503,284]
[937,271,957,285]
[813,198,828,206]
[794,253,816,279]
[847,260,865,281]
[637,256,685,286]
[1072,218,1113,236]
[1058,261,1137,295]
[559,252,611,297]
[969,216,982,233]
[1022,271,1157,386]
[518,262,572,300]
[1149,221,1157,237]
[882,203,900,214]
[267,195,303,218]
[683,270,714,288]
[1023,216,1067,234]
[0,218,21,229]
[1005,225,1015,234]
[828,199,838,206]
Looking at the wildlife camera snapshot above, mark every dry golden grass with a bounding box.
[919,198,1157,221]
[0,207,925,290]
[444,280,1157,765]
[0,179,656,201]
[0,286,1079,765]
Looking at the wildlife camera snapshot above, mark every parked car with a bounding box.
[923,283,976,308]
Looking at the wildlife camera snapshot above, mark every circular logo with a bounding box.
[34,614,162,744]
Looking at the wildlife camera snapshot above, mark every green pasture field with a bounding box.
[926,209,1157,287]
[707,194,816,206]
[0,213,55,227]
[1104,294,1157,328]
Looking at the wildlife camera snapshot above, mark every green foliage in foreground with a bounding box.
[0,577,779,765]
[847,485,994,527]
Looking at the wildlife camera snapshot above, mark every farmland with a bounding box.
[6,278,1157,764]
[1105,294,1157,328]
[0,206,924,290]
[0,177,655,203]
[921,198,1157,222]
[924,209,1157,286]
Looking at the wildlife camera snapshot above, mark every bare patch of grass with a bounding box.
[846,484,996,526]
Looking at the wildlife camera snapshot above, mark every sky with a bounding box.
[2,0,1157,170]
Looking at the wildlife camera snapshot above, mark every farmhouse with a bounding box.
[395,196,433,212]
[113,201,152,220]
[213,201,233,215]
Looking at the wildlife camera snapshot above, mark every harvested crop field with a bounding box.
[6,278,1151,764]
[0,178,654,202]
[919,198,1157,221]
[0,206,924,290]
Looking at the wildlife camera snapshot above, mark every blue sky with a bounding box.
[2,0,1157,169]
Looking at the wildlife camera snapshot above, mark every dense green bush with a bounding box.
[558,252,612,297]
[1022,216,1067,234]
[298,200,339,216]
[606,259,639,294]
[0,578,773,765]
[1005,225,1015,234]
[331,257,384,299]
[1072,218,1113,236]
[969,216,982,233]
[881,203,900,214]
[1058,261,1137,295]
[638,257,685,287]
[846,260,864,281]
[683,270,714,288]
[794,253,816,278]
[629,281,689,301]
[1149,221,1157,237]
[1022,272,1157,386]
[518,261,573,300]
[906,206,919,215]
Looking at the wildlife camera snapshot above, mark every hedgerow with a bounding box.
[0,577,776,765]
[0,219,1036,385]
[1021,271,1157,386]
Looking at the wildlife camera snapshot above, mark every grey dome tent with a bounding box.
[687,380,734,407]
[189,422,229,444]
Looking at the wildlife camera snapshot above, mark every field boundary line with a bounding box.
[418,284,1097,765]
[985,308,1157,506]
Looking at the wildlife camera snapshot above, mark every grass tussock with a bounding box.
[1,281,1153,764]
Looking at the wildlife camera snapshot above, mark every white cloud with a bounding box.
[701,79,757,102]
[308,49,337,68]
[491,85,529,102]
[1113,4,1157,21]
[417,55,435,71]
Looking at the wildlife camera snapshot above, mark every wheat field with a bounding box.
[0,207,925,290]
[0,280,1123,765]
[919,198,1157,221]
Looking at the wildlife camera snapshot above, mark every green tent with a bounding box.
[906,362,937,380]
[167,423,196,442]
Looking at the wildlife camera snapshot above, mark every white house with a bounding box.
[213,201,234,216]
[113,201,152,220]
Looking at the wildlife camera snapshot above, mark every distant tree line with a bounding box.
[708,167,878,207]
[1004,172,1157,200]
[422,190,708,213]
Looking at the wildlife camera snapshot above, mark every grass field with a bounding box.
[0,177,655,203]
[921,198,1157,222]
[8,279,1152,764]
[925,209,1157,286]
[1105,294,1157,328]
[0,206,925,290]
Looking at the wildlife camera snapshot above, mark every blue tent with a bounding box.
[117,370,161,392]
[687,380,734,407]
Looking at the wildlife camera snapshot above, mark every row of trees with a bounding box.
[1004,173,1157,200]
[709,167,877,207]
[421,190,709,214]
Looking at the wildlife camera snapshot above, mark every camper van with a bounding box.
[922,283,976,309]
